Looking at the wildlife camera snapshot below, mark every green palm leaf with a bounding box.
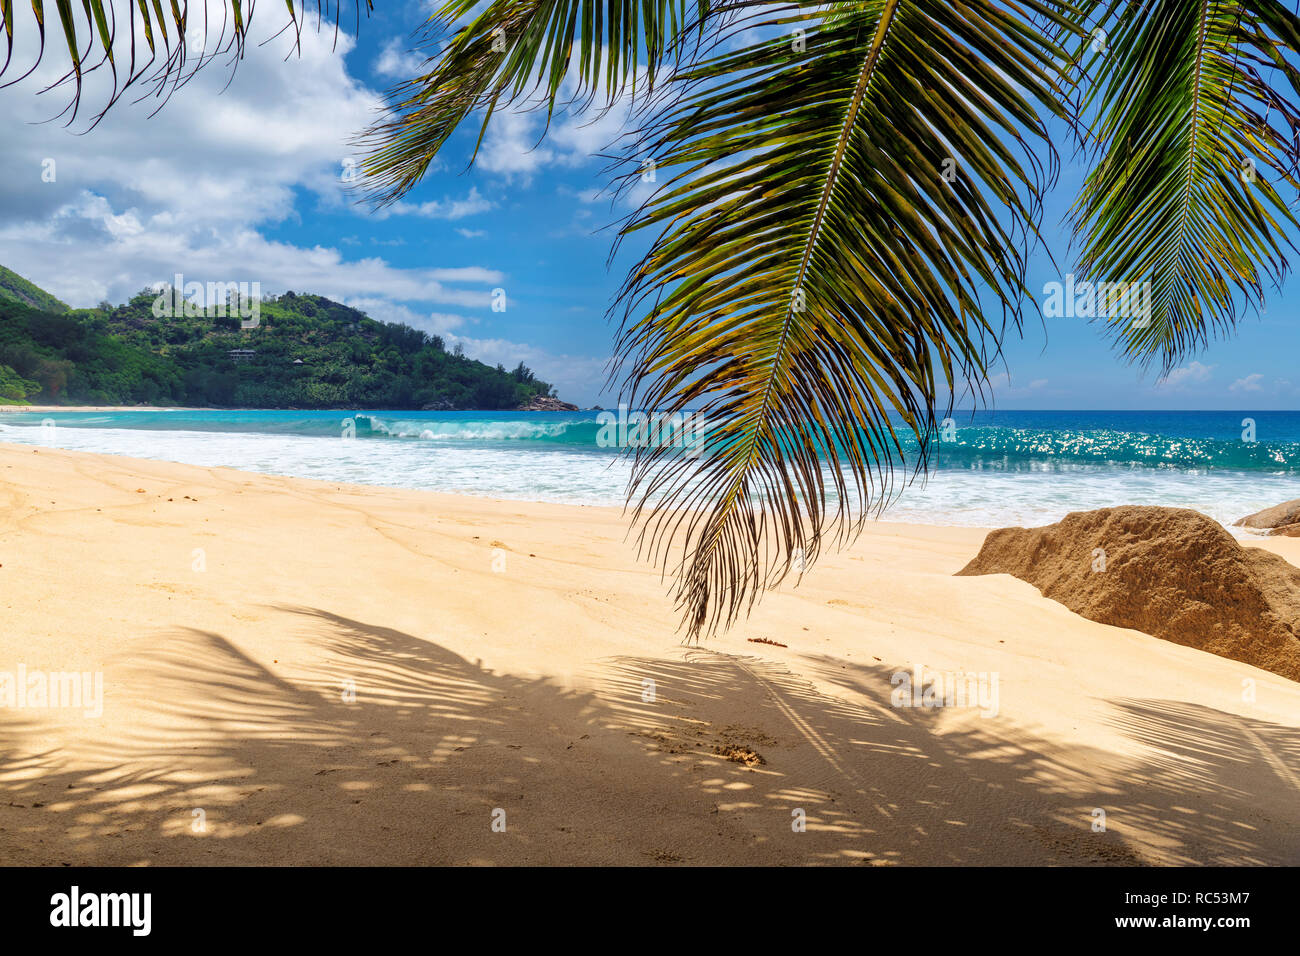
[612,0,1077,636]
[1071,0,1300,368]
[357,0,710,206]
[0,0,369,122]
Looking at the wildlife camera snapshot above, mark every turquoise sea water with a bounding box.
[1,408,1298,528]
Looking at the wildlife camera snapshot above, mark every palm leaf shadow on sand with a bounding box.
[809,657,1300,865]
[0,609,1294,864]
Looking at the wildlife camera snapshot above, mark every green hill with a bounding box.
[0,276,559,409]
[0,265,70,314]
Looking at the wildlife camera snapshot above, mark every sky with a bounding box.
[0,1,1297,410]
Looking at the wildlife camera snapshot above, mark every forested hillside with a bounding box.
[0,272,558,409]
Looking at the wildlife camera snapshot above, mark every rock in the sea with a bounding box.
[957,506,1300,682]
[1234,497,1300,537]
[517,395,579,411]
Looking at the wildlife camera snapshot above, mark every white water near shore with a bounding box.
[3,411,1298,530]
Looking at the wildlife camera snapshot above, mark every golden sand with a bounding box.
[1,443,1297,865]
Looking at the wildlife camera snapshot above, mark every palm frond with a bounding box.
[1070,0,1300,368]
[357,0,712,207]
[0,0,371,125]
[612,0,1078,637]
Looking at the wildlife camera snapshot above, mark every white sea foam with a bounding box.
[2,420,1295,530]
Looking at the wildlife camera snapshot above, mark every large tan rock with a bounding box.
[1234,497,1300,536]
[958,506,1300,681]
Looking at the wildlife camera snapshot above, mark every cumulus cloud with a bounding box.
[1229,373,1265,392]
[1,15,380,224]
[1156,361,1215,390]
[0,197,501,308]
[0,16,506,311]
[374,38,427,80]
[473,54,648,186]
[478,110,559,179]
[384,187,495,220]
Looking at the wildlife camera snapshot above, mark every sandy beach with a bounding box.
[1,441,1297,866]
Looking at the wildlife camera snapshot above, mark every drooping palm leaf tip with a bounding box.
[610,0,1076,637]
[0,0,374,124]
[1069,0,1300,371]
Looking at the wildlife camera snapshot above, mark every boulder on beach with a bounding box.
[1234,497,1300,537]
[957,506,1300,682]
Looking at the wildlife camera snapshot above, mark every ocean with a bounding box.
[1,408,1297,530]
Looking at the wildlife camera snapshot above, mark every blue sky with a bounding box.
[0,1,1297,409]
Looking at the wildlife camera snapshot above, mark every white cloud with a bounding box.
[1156,361,1215,390]
[1229,373,1264,392]
[456,228,487,239]
[0,19,508,311]
[1,14,381,227]
[473,56,647,186]
[431,312,474,334]
[374,38,427,80]
[478,110,558,179]
[384,187,495,220]
[0,196,502,308]
[549,102,635,159]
